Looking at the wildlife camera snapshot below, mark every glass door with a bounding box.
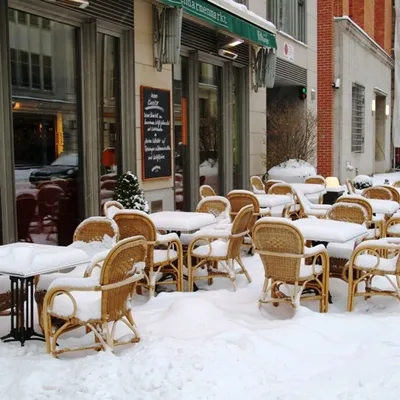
[10,10,82,245]
[198,62,222,195]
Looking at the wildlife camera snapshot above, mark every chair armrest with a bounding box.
[48,276,100,292]
[259,207,271,216]
[193,228,232,239]
[156,232,180,244]
[84,249,110,277]
[304,244,327,257]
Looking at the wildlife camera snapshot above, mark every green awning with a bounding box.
[159,0,277,49]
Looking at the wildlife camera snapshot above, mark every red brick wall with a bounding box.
[349,0,366,29]
[335,0,349,16]
[384,0,393,55]
[364,0,375,37]
[317,0,335,177]
[375,0,386,48]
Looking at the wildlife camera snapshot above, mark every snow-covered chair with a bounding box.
[252,217,329,313]
[346,179,356,194]
[113,210,183,296]
[304,175,326,204]
[346,238,400,311]
[268,183,300,218]
[199,185,216,199]
[326,203,368,281]
[103,200,124,218]
[386,216,400,237]
[0,276,12,316]
[295,190,330,218]
[264,179,284,194]
[43,236,146,357]
[336,196,383,239]
[362,186,392,201]
[187,204,253,291]
[35,216,119,330]
[250,176,265,194]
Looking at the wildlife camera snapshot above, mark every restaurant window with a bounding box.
[17,11,27,25]
[97,33,121,211]
[30,14,39,28]
[10,10,83,246]
[351,83,365,153]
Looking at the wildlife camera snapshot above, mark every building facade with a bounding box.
[0,0,277,245]
[318,0,394,181]
[265,0,318,171]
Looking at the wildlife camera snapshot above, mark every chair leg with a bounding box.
[347,267,355,312]
[236,256,252,283]
[187,254,194,292]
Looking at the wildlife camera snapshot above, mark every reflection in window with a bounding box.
[97,34,120,212]
[10,11,81,246]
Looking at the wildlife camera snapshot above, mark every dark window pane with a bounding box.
[8,9,15,22]
[31,53,41,89]
[42,18,50,30]
[19,50,30,87]
[17,11,27,24]
[30,15,39,27]
[43,56,52,91]
[10,48,18,86]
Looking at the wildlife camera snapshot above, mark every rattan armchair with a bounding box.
[326,203,367,280]
[187,204,254,291]
[381,185,400,202]
[200,185,216,199]
[35,216,120,330]
[304,175,326,186]
[0,276,12,317]
[264,180,284,194]
[336,195,383,239]
[386,215,400,237]
[250,176,265,193]
[103,200,124,218]
[393,180,400,188]
[113,210,183,296]
[268,183,300,218]
[347,238,400,311]
[43,236,146,357]
[346,179,356,194]
[252,217,329,312]
[362,186,392,201]
[295,190,330,218]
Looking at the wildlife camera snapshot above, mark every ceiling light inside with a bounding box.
[226,39,244,47]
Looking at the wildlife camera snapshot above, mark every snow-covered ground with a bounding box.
[1,254,400,400]
[373,171,400,185]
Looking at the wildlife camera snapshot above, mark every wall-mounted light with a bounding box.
[226,39,244,48]
[386,104,390,119]
[218,49,238,60]
[43,0,89,9]
[372,99,376,115]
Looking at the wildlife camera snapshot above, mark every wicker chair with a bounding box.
[196,196,231,223]
[304,176,326,203]
[35,216,120,331]
[393,180,400,188]
[187,204,254,291]
[264,180,284,194]
[103,200,124,218]
[252,217,329,312]
[386,216,400,237]
[200,185,216,199]
[326,203,367,280]
[113,210,183,296]
[295,190,330,218]
[268,183,300,218]
[347,239,400,311]
[362,186,392,201]
[250,176,265,193]
[43,235,146,357]
[346,179,356,194]
[37,184,64,236]
[336,196,383,239]
[381,185,400,203]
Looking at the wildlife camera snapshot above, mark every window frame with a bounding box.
[351,83,366,153]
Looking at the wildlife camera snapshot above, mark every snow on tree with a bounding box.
[113,171,149,212]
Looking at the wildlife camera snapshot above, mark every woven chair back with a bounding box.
[326,202,367,225]
[199,185,216,199]
[250,176,265,192]
[381,185,400,202]
[227,190,260,230]
[362,186,392,201]
[336,196,373,221]
[392,180,400,188]
[196,196,230,221]
[100,236,147,321]
[346,179,356,194]
[304,175,326,186]
[264,180,284,194]
[228,204,254,258]
[103,200,124,217]
[268,183,295,197]
[74,216,119,243]
[253,218,304,282]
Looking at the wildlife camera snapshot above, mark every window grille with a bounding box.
[351,83,365,153]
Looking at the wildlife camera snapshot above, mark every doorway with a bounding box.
[374,94,386,173]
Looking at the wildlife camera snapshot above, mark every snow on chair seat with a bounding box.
[43,236,147,357]
[191,240,229,258]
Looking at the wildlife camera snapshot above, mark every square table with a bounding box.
[343,195,399,215]
[149,211,217,234]
[292,219,368,243]
[0,243,89,346]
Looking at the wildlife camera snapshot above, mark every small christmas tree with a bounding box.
[113,171,149,212]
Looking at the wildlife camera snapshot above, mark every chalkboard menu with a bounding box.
[140,86,172,181]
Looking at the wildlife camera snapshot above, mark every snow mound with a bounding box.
[146,297,238,339]
[268,159,316,183]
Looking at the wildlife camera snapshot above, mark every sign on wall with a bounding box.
[283,42,295,62]
[140,86,172,181]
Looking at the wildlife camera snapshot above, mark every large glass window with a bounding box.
[173,56,189,210]
[233,67,242,189]
[351,83,365,153]
[10,10,82,246]
[199,62,222,195]
[97,33,120,211]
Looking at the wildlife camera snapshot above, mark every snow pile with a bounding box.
[268,159,316,183]
[353,174,372,190]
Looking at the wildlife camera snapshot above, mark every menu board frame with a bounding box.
[140,86,172,181]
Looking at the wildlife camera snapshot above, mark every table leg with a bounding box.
[1,276,45,346]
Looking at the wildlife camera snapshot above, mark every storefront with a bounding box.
[0,0,135,245]
[139,0,277,211]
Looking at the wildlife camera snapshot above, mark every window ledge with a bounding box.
[277,30,308,48]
